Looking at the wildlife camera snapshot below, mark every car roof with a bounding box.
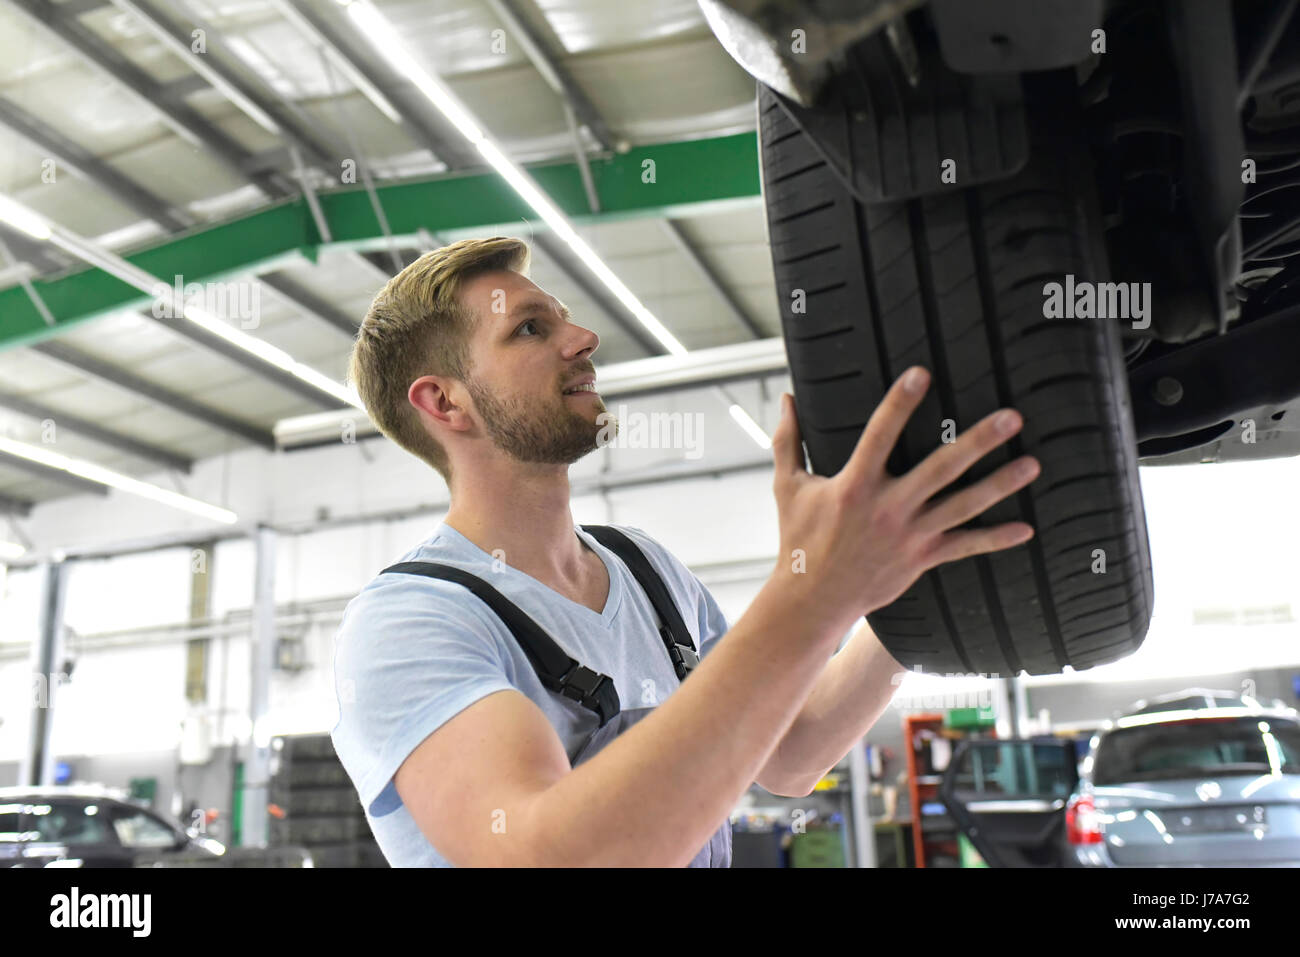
[1127,687,1253,714]
[1108,703,1300,731]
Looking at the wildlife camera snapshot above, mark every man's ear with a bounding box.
[410,376,472,432]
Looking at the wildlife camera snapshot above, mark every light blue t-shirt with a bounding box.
[330,521,730,867]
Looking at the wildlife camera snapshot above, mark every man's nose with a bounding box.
[565,322,599,357]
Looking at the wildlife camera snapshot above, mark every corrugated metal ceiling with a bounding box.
[0,0,774,514]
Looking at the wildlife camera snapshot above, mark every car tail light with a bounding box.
[1066,794,1103,845]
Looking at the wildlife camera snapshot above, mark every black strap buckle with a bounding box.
[663,627,700,681]
[556,663,619,726]
[558,664,605,704]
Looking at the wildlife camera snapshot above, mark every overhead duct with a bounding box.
[273,336,790,450]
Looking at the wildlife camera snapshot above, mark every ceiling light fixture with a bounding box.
[0,195,52,240]
[728,402,772,450]
[0,435,237,524]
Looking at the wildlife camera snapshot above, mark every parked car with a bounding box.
[0,785,311,868]
[939,691,1300,866]
[1066,700,1300,866]
[703,0,1300,677]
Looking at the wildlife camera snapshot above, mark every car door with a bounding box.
[939,738,1079,867]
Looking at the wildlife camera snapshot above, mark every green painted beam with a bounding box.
[0,133,760,353]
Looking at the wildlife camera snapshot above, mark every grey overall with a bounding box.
[383,524,732,868]
[569,704,733,867]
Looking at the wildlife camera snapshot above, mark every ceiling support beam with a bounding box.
[30,341,277,449]
[0,133,761,350]
[660,219,765,340]
[0,97,193,232]
[257,273,359,337]
[482,0,616,152]
[0,387,194,473]
[7,0,293,199]
[108,0,342,173]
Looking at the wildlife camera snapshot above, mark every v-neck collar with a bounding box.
[435,522,625,627]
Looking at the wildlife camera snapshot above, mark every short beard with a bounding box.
[466,376,618,465]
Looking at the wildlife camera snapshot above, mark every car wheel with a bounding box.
[758,79,1155,676]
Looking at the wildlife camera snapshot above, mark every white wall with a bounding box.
[0,383,785,762]
[9,379,781,555]
[4,378,1300,761]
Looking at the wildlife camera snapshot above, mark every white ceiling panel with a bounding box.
[0,0,779,513]
[572,34,756,144]
[531,0,706,54]
[77,5,202,85]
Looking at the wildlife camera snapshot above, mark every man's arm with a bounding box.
[753,619,906,796]
[397,569,852,866]
[397,368,1038,864]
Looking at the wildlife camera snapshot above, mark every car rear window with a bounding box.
[1093,716,1300,785]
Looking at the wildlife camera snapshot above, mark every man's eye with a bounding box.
[517,319,541,336]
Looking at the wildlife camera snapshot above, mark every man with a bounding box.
[331,236,1039,867]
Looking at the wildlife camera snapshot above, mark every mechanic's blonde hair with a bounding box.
[348,237,531,484]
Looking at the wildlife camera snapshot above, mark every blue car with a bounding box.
[939,690,1300,867]
[1067,697,1300,867]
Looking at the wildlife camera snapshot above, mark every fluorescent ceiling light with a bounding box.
[0,195,51,240]
[0,541,26,561]
[340,0,689,358]
[713,384,772,450]
[268,0,404,125]
[728,403,772,450]
[181,305,360,408]
[0,435,237,525]
[0,193,362,410]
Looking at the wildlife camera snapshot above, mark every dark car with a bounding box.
[0,785,311,868]
[704,0,1300,678]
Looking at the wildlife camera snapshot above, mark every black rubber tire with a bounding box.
[758,81,1155,677]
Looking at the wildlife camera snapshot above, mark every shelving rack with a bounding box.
[903,712,995,868]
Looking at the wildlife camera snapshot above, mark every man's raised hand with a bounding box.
[770,366,1039,629]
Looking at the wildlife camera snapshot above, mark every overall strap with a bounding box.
[580,525,700,681]
[380,561,621,726]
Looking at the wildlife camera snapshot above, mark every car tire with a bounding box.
[758,79,1154,676]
